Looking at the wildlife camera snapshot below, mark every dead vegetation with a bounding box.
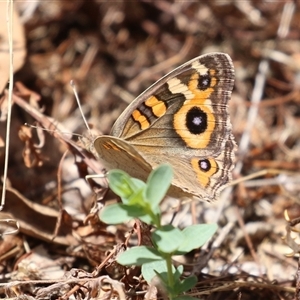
[1,1,300,299]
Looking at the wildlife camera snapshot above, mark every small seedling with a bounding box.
[100,164,217,300]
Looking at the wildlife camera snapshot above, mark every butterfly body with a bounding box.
[93,53,236,201]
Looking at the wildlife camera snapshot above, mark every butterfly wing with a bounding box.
[94,136,236,201]
[155,134,236,201]
[111,53,234,158]
[93,136,152,182]
[95,52,236,201]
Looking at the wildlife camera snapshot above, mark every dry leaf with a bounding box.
[1,187,78,246]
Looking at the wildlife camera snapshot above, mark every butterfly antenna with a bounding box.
[24,123,83,138]
[70,80,91,132]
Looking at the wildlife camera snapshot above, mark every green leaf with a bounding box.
[145,164,173,208]
[152,265,196,297]
[100,203,151,224]
[142,260,172,284]
[125,187,145,205]
[117,246,162,266]
[176,224,218,253]
[173,265,183,281]
[174,275,197,295]
[108,170,145,202]
[100,203,132,224]
[152,225,184,253]
[138,206,161,225]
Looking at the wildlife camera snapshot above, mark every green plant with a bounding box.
[100,164,217,300]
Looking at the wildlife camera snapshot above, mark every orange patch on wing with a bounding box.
[132,109,150,130]
[173,71,216,149]
[103,141,120,151]
[191,157,218,188]
[145,96,167,118]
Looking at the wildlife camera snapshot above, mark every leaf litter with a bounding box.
[1,1,300,299]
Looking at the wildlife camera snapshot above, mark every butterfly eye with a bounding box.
[186,106,207,135]
[198,74,211,90]
[199,159,211,172]
[191,157,218,188]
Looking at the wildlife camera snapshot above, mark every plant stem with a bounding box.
[166,255,174,299]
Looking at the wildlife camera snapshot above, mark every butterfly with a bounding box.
[91,53,236,201]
